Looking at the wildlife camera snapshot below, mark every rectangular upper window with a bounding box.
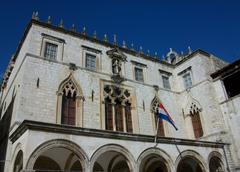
[135,67,144,82]
[85,53,96,71]
[44,42,58,60]
[162,75,171,89]
[183,73,192,89]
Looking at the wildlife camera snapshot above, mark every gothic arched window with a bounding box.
[190,103,203,138]
[151,96,165,137]
[104,85,133,133]
[57,75,84,126]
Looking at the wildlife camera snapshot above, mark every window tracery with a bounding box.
[104,85,132,133]
[57,74,84,126]
[62,80,77,97]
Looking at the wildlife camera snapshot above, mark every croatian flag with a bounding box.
[158,103,178,130]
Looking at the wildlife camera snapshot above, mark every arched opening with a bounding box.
[209,156,224,172]
[13,150,23,172]
[177,157,204,172]
[110,160,129,172]
[93,162,104,172]
[93,151,131,172]
[70,160,82,171]
[139,148,174,172]
[32,147,83,172]
[34,156,61,171]
[139,154,170,172]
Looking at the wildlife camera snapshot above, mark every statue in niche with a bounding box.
[112,59,122,75]
[107,48,126,83]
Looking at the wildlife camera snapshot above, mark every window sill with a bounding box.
[85,67,97,72]
[163,87,171,90]
[135,80,144,83]
[42,55,57,62]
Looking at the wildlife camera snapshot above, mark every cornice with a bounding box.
[10,120,228,148]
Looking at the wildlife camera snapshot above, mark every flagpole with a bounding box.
[154,117,160,143]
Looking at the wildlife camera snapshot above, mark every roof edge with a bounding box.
[211,59,240,79]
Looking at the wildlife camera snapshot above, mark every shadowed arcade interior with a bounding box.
[139,154,169,172]
[209,156,224,172]
[93,151,130,172]
[33,147,82,172]
[177,157,203,172]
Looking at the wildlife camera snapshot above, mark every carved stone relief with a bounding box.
[107,48,127,84]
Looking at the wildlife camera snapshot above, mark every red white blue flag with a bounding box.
[158,103,178,130]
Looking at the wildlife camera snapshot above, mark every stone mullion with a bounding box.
[56,93,63,124]
[76,96,84,127]
[123,105,127,132]
[112,103,116,131]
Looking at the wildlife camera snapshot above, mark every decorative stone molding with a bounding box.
[189,102,202,115]
[10,120,228,148]
[111,75,125,84]
[107,48,127,61]
[11,143,23,172]
[166,48,179,64]
[183,96,202,118]
[57,74,83,97]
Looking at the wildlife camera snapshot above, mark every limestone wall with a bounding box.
[2,23,229,141]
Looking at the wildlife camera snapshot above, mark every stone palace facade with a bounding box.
[1,13,240,172]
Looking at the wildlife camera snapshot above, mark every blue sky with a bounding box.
[0,0,240,77]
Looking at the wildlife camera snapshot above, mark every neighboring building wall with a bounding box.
[213,79,240,169]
